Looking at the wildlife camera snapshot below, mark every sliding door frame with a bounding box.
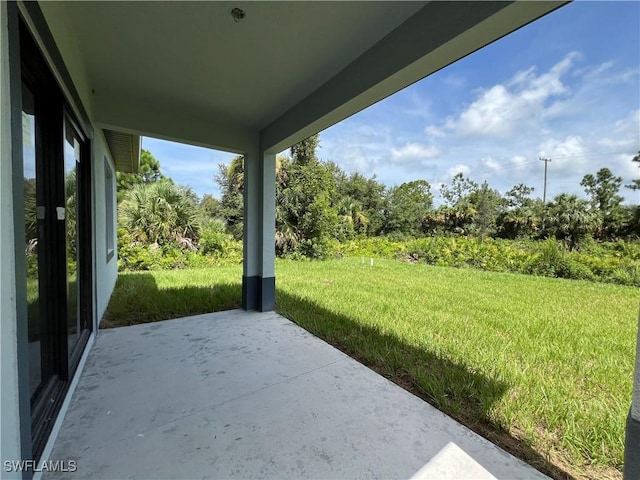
[17,14,94,462]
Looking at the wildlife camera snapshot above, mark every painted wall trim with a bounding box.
[241,276,276,312]
[259,277,275,313]
[625,414,640,480]
[242,276,260,311]
[625,308,640,479]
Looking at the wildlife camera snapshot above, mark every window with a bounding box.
[105,158,114,261]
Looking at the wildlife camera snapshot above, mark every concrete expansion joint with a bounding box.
[216,357,350,407]
[118,357,351,445]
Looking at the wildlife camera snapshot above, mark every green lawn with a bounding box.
[103,258,639,479]
[101,267,242,328]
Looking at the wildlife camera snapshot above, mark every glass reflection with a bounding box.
[63,116,80,356]
[22,83,41,399]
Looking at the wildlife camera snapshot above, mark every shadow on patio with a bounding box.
[46,276,572,479]
[276,290,576,480]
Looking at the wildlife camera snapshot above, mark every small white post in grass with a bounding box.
[361,256,365,265]
[624,305,640,480]
[370,258,374,266]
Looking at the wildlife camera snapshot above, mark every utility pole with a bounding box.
[539,157,552,204]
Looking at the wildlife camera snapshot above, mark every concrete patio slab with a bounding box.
[44,310,548,479]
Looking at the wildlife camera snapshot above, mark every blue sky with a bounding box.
[144,1,640,205]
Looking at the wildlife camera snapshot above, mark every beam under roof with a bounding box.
[261,0,567,154]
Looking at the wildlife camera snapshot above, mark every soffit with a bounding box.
[103,129,140,173]
[59,1,427,131]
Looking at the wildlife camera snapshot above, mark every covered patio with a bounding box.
[45,310,547,479]
[5,2,593,478]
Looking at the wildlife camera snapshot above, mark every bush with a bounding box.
[609,263,640,287]
[338,237,405,258]
[340,236,636,286]
[525,239,571,278]
[565,260,595,281]
[118,223,243,272]
[118,224,640,287]
[299,237,334,260]
[199,219,228,255]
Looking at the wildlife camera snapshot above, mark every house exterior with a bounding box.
[8,2,636,479]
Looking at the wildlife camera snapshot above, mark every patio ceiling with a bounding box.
[39,1,566,154]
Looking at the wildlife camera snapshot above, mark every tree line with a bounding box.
[214,138,640,256]
[116,141,640,262]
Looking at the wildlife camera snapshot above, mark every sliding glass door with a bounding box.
[20,19,93,460]
[22,82,47,401]
[64,114,82,359]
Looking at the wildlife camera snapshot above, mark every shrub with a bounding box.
[199,219,228,255]
[609,263,640,287]
[525,239,571,278]
[565,260,595,281]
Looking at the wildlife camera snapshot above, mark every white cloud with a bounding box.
[510,155,529,166]
[445,164,471,178]
[320,121,397,174]
[425,125,446,138]
[597,109,640,151]
[538,135,585,158]
[335,146,374,173]
[433,52,580,138]
[319,27,639,205]
[390,143,441,163]
[441,74,467,89]
[537,135,587,173]
[396,90,434,120]
[481,156,502,171]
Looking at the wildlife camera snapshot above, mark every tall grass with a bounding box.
[276,258,639,479]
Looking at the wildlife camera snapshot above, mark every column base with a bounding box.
[625,412,640,480]
[242,276,275,312]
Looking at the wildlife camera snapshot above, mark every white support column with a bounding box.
[242,144,275,311]
[624,307,640,480]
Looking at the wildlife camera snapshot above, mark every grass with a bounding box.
[103,258,639,479]
[101,266,241,328]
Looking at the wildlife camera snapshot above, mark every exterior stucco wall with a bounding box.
[93,131,118,324]
[1,2,29,475]
[0,0,21,468]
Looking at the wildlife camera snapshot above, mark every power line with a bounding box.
[474,160,539,178]
[472,149,635,179]
[543,149,632,160]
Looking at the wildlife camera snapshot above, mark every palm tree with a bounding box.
[24,178,37,248]
[118,181,199,249]
[498,203,541,239]
[546,193,601,251]
[336,197,369,240]
[64,169,78,258]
